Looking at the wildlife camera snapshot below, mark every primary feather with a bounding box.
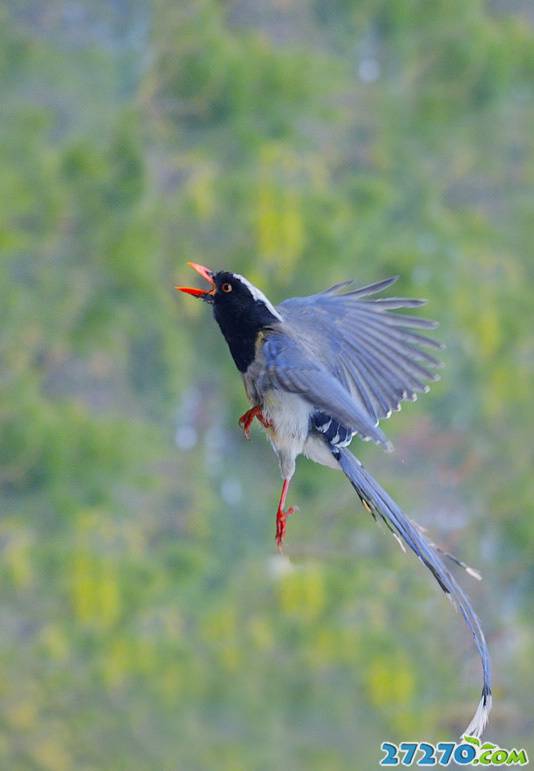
[278,277,444,423]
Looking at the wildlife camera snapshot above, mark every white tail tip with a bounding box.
[462,690,492,739]
[465,565,482,581]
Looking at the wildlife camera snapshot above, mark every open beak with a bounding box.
[176,262,216,298]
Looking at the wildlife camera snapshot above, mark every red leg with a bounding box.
[256,411,272,430]
[275,478,297,552]
[238,405,272,439]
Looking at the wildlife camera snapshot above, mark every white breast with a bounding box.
[262,390,312,445]
[261,390,312,479]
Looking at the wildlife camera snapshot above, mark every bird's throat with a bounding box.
[215,316,263,372]
[213,303,277,373]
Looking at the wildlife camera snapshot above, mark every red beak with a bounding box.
[176,262,216,298]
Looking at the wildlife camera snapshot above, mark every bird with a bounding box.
[176,261,492,739]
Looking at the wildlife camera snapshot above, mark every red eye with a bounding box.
[221,282,232,293]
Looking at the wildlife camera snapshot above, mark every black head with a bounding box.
[176,262,281,372]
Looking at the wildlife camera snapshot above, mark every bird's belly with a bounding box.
[262,390,311,462]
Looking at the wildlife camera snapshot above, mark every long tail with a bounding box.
[334,446,492,738]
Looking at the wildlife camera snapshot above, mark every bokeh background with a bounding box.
[1,1,533,768]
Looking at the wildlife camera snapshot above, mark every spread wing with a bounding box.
[277,276,443,425]
[261,333,390,449]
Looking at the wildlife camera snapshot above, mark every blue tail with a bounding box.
[334,446,492,738]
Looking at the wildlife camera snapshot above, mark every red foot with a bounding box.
[275,505,297,552]
[274,478,298,552]
[238,405,272,439]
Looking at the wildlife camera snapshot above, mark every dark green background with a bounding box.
[1,1,532,768]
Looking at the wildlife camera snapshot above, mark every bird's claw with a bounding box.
[275,505,298,552]
[238,413,252,439]
[239,406,272,439]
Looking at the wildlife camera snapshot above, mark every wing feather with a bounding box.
[342,330,429,400]
[346,323,440,386]
[261,334,391,448]
[338,360,379,422]
[328,275,399,298]
[345,318,443,368]
[341,338,405,415]
[278,276,443,424]
[348,305,439,329]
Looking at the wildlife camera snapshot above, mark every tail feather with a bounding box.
[334,446,491,738]
[410,519,482,582]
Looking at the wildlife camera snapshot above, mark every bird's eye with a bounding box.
[221,282,232,293]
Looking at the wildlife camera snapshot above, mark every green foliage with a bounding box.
[0,1,533,768]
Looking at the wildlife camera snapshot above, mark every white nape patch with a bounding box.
[234,273,283,321]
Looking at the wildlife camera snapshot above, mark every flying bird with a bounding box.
[176,261,492,738]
